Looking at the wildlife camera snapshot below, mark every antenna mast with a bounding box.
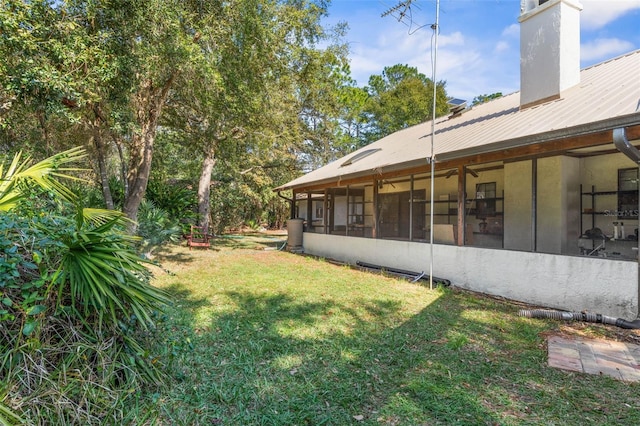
[383,0,440,290]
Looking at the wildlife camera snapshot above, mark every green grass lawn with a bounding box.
[143,235,640,425]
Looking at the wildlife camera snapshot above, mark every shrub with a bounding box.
[0,148,169,423]
[136,199,183,257]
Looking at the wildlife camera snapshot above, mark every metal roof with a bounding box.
[277,50,640,191]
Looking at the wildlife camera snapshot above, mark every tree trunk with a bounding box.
[197,148,216,234]
[123,75,175,231]
[93,129,114,210]
[92,105,114,209]
[37,111,51,156]
[112,134,128,199]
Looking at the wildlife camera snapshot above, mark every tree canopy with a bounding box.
[0,1,461,232]
[362,64,449,143]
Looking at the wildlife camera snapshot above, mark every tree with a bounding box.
[296,43,357,171]
[0,146,169,421]
[472,92,503,106]
[363,64,449,143]
[161,0,349,230]
[0,0,355,234]
[335,85,370,152]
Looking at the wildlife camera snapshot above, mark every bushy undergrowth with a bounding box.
[0,149,170,424]
[145,180,198,235]
[136,199,183,257]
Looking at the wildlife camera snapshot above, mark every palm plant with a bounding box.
[1,147,170,422]
[57,207,169,329]
[0,146,85,211]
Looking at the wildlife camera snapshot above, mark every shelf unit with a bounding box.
[580,184,638,236]
[579,184,639,259]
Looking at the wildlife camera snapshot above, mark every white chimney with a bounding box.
[519,0,583,109]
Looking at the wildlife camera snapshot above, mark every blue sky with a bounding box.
[323,0,640,101]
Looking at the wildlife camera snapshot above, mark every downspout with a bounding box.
[613,128,640,164]
[613,127,640,320]
[532,158,537,252]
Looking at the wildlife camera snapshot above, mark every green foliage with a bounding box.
[0,146,86,211]
[363,64,449,143]
[144,180,198,233]
[57,208,169,328]
[0,148,169,423]
[136,199,183,256]
[0,399,23,426]
[472,92,503,106]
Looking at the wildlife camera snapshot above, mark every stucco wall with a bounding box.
[301,232,639,319]
[519,0,581,106]
[504,161,533,250]
[334,195,347,227]
[536,156,580,254]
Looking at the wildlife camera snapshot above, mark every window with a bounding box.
[475,182,496,218]
[618,168,638,219]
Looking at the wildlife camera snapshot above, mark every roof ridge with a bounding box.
[581,48,640,72]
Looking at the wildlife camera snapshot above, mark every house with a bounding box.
[275,0,640,319]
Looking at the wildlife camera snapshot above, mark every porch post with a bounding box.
[409,175,414,241]
[457,165,466,246]
[373,177,378,239]
[323,188,328,234]
[292,190,297,219]
[306,191,312,231]
[346,186,350,237]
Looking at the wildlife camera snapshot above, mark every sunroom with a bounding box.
[277,45,640,319]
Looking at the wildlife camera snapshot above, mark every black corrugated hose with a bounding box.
[518,309,640,329]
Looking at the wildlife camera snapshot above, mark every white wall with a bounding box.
[504,161,533,250]
[519,0,582,107]
[302,232,639,319]
[537,156,580,254]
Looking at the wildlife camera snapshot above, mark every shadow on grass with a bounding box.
[151,244,218,264]
[151,287,535,424]
[149,255,639,425]
[211,234,287,251]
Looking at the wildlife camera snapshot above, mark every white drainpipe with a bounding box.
[613,127,640,319]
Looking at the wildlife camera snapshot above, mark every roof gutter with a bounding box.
[276,114,640,192]
[438,113,640,163]
[277,191,295,219]
[613,127,640,164]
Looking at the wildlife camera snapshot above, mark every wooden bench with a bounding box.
[187,225,211,250]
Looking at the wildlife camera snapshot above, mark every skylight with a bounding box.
[340,148,381,167]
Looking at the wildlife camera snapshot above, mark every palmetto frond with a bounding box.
[59,211,169,329]
[0,146,87,211]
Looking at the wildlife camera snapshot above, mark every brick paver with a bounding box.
[547,335,640,382]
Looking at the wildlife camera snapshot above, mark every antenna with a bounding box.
[381,0,413,19]
[383,0,440,290]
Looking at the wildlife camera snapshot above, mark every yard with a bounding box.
[143,234,640,425]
